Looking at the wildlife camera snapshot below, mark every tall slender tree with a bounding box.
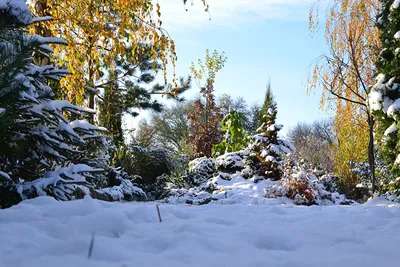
[308,0,381,191]
[248,89,294,180]
[188,49,226,158]
[259,80,274,128]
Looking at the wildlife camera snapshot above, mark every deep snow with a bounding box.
[1,197,400,267]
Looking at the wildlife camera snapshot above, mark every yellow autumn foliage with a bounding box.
[308,0,380,186]
[332,101,369,188]
[29,0,179,106]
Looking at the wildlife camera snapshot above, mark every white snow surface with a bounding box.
[395,153,400,164]
[0,0,32,25]
[0,196,399,267]
[0,171,10,180]
[369,74,395,113]
[387,98,400,117]
[216,152,245,169]
[384,122,398,135]
[166,175,277,205]
[393,0,400,9]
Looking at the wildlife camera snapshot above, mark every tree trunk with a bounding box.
[89,93,95,124]
[88,55,95,124]
[34,0,51,66]
[367,112,376,193]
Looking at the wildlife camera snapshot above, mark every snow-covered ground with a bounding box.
[1,197,400,267]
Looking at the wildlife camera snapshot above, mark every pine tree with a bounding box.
[369,0,400,190]
[248,88,294,180]
[98,44,191,148]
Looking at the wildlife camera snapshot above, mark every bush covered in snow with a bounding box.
[189,157,216,175]
[162,167,352,206]
[120,145,173,185]
[381,178,400,202]
[185,157,217,184]
[215,151,247,173]
[161,150,352,206]
[264,171,352,205]
[165,188,218,205]
[91,170,147,202]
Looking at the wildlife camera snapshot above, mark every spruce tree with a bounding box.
[98,44,191,148]
[369,0,400,190]
[258,80,274,128]
[0,0,127,207]
[248,88,294,180]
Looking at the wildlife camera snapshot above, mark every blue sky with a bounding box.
[126,0,332,136]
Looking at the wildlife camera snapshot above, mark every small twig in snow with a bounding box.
[88,233,95,259]
[156,205,162,223]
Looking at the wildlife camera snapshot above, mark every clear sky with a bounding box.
[126,0,332,136]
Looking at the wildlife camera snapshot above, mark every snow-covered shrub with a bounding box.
[160,157,217,192]
[181,157,216,187]
[121,145,173,185]
[158,155,191,191]
[319,174,341,193]
[189,157,216,176]
[0,164,94,208]
[140,173,172,201]
[183,157,216,185]
[121,147,192,201]
[241,153,258,178]
[160,156,353,206]
[0,165,147,208]
[264,171,316,205]
[382,187,400,202]
[92,177,146,202]
[155,157,219,202]
[92,167,146,201]
[264,171,352,206]
[215,151,247,173]
[164,188,218,205]
[349,161,371,189]
[381,178,400,202]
